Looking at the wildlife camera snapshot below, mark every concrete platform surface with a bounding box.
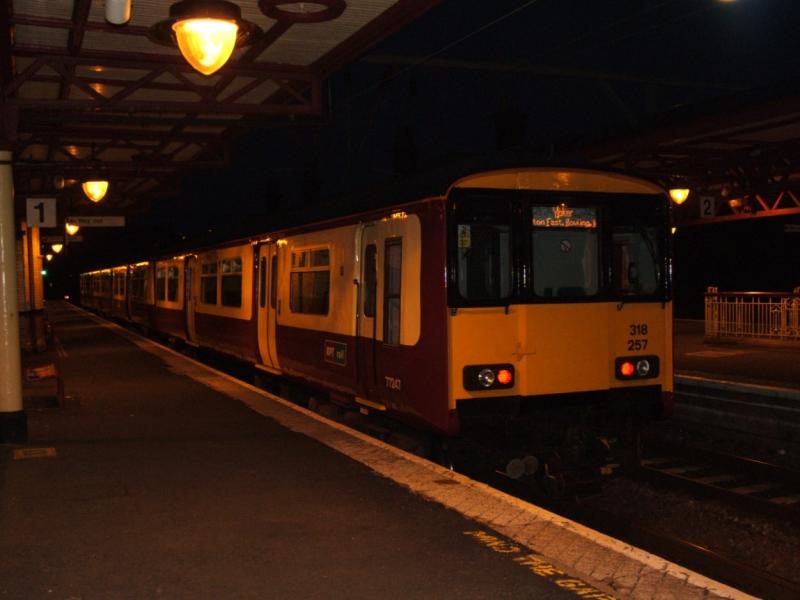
[674,318,800,394]
[2,303,755,599]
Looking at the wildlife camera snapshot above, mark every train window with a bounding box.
[156,267,167,300]
[270,255,277,309]
[201,261,217,305]
[132,269,142,300]
[456,223,512,301]
[259,257,267,308]
[384,239,402,345]
[531,205,599,298]
[612,226,660,296]
[364,244,377,318]
[290,248,329,315]
[221,257,242,307]
[167,267,180,302]
[113,273,125,297]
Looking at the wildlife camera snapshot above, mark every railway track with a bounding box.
[637,441,800,523]
[489,473,800,600]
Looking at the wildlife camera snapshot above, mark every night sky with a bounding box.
[55,0,800,317]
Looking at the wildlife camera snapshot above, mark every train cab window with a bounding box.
[290,248,329,315]
[364,244,377,318]
[201,261,217,305]
[612,225,660,296]
[531,205,599,298]
[167,267,180,302]
[221,257,243,307]
[456,223,512,301]
[156,267,167,300]
[384,239,402,345]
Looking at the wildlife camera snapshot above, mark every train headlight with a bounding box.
[615,356,660,380]
[463,364,515,391]
[477,368,496,388]
[636,359,651,377]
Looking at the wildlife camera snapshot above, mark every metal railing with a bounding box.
[705,287,800,342]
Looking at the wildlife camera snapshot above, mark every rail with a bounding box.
[704,287,800,342]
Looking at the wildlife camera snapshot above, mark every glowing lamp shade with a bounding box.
[45,254,53,262]
[173,18,238,75]
[66,222,80,236]
[668,188,690,205]
[82,180,109,203]
[149,1,262,77]
[51,244,64,254]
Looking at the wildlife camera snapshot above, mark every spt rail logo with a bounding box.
[324,340,347,366]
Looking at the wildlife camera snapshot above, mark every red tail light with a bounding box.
[496,369,513,385]
[619,361,635,377]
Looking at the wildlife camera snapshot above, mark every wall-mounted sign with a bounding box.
[699,196,716,219]
[26,197,57,228]
[532,205,597,228]
[66,216,125,227]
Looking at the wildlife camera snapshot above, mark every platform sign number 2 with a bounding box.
[26,197,57,229]
[699,195,716,219]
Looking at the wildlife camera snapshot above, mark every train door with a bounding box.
[184,255,197,343]
[357,225,378,398]
[355,214,421,408]
[125,265,132,320]
[256,243,280,372]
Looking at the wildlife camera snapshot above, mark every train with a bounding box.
[80,166,674,491]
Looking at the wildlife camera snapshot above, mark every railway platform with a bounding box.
[2,303,761,600]
[674,318,800,395]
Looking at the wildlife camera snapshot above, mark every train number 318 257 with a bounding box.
[627,323,648,351]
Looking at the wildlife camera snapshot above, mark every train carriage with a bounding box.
[128,261,155,330]
[188,243,259,361]
[80,166,673,485]
[109,266,128,321]
[152,257,186,342]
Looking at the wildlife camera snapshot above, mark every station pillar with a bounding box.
[0,148,27,442]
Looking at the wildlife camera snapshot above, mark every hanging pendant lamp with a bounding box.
[149,1,263,76]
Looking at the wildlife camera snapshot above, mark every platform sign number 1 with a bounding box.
[26,197,56,228]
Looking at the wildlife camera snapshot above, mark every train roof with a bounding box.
[80,164,666,274]
[451,167,666,195]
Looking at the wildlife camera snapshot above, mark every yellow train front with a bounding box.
[444,168,673,488]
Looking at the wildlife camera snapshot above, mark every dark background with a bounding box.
[51,0,800,318]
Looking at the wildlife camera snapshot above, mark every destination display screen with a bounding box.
[532,205,598,228]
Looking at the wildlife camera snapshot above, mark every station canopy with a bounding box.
[3,1,800,227]
[2,0,441,212]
